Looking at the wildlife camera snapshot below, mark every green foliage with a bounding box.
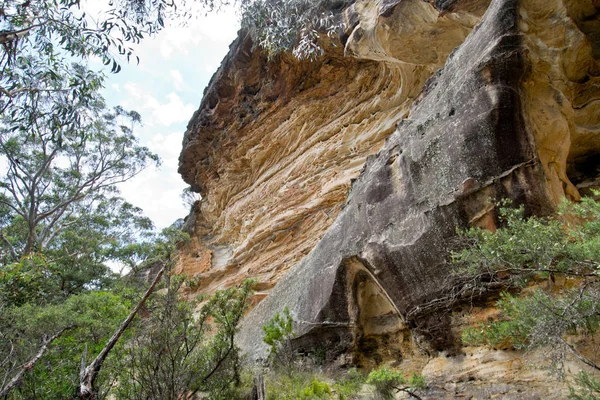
[562,195,600,263]
[303,378,332,398]
[0,290,133,399]
[0,0,201,105]
[570,371,600,399]
[366,367,425,400]
[453,196,600,395]
[263,306,297,369]
[462,289,600,351]
[266,374,333,400]
[0,254,60,306]
[461,321,515,348]
[109,278,254,400]
[0,101,158,251]
[0,95,159,296]
[263,306,294,353]
[332,368,365,400]
[452,201,575,284]
[240,0,347,60]
[366,367,402,399]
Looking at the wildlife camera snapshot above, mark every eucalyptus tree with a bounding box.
[0,75,158,258]
[239,0,347,59]
[0,63,159,301]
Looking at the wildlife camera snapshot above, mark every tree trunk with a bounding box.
[251,374,266,400]
[22,225,36,257]
[78,262,167,399]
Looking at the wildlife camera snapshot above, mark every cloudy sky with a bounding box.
[91,6,240,230]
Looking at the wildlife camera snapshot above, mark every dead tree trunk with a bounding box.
[251,374,266,400]
[78,262,166,399]
[0,327,71,397]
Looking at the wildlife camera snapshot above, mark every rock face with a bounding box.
[178,0,600,369]
[177,0,483,294]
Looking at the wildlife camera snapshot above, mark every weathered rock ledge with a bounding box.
[178,0,600,392]
[177,0,485,294]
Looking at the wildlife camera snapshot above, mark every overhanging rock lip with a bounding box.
[236,0,550,362]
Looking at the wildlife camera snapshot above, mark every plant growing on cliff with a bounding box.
[263,306,297,371]
[366,366,425,400]
[239,0,348,59]
[452,197,600,397]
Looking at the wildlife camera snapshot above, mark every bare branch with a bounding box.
[0,326,73,398]
[394,385,424,400]
[78,262,167,399]
[560,337,600,372]
[0,231,18,261]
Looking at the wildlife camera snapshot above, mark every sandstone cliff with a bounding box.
[178,0,600,395]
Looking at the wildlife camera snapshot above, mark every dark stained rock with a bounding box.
[236,0,555,361]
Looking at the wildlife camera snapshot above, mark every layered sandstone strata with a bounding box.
[177,0,486,292]
[178,0,600,371]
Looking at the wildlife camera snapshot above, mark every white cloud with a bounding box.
[118,166,188,229]
[204,63,217,73]
[150,93,196,126]
[121,84,195,126]
[96,7,241,230]
[170,69,185,91]
[154,9,239,59]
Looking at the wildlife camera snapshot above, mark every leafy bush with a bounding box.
[110,278,254,400]
[366,367,425,400]
[266,373,332,400]
[263,306,296,370]
[452,201,575,284]
[332,368,365,399]
[303,378,332,398]
[453,196,600,395]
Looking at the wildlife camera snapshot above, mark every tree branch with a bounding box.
[78,261,167,399]
[0,231,18,261]
[0,326,72,398]
[394,385,424,400]
[560,338,600,373]
[0,24,44,45]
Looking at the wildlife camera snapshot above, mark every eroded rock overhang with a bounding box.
[233,0,600,361]
[176,0,487,296]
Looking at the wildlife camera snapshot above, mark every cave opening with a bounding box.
[343,257,409,367]
[567,151,600,196]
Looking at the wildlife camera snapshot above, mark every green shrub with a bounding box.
[303,378,332,398]
[110,279,254,400]
[263,306,296,370]
[570,371,600,399]
[266,374,332,400]
[332,368,365,399]
[366,367,425,399]
[453,196,600,396]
